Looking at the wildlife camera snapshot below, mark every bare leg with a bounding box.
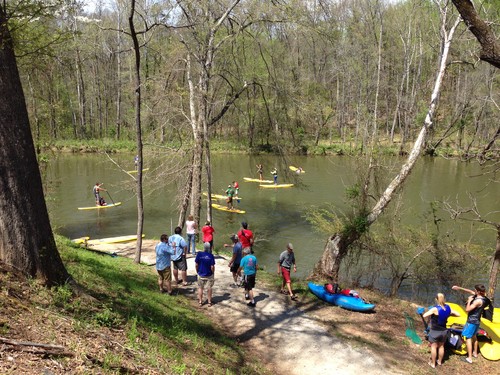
[158,276,164,292]
[165,279,172,294]
[286,282,293,296]
[173,269,179,284]
[437,343,444,365]
[198,287,203,304]
[472,336,478,357]
[466,338,473,361]
[181,270,187,284]
[207,288,212,304]
[428,343,437,368]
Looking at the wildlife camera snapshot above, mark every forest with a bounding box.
[9,0,499,157]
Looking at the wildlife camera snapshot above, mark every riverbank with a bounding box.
[36,138,498,159]
[2,237,497,374]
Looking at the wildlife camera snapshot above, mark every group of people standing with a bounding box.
[155,220,298,309]
[421,284,490,368]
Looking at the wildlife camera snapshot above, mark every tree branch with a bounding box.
[451,0,500,68]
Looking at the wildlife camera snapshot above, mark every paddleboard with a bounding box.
[203,192,242,200]
[289,166,305,173]
[211,203,246,214]
[71,236,90,244]
[78,202,122,210]
[126,168,150,174]
[243,177,273,183]
[259,184,294,188]
[87,234,145,245]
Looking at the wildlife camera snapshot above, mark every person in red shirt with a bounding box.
[201,221,215,252]
[237,222,254,253]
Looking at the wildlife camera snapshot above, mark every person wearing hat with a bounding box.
[237,222,254,254]
[238,247,258,307]
[224,234,243,286]
[278,243,297,300]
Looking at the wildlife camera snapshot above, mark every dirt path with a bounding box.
[184,254,397,375]
[87,240,398,374]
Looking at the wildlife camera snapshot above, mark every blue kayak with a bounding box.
[308,282,376,312]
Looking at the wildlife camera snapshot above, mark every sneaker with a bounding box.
[245,293,250,300]
[247,301,256,307]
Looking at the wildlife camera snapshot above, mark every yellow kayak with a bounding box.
[126,168,149,174]
[447,302,500,360]
[289,166,305,173]
[78,202,122,210]
[87,234,145,245]
[211,203,246,214]
[243,177,274,183]
[259,184,294,188]
[203,192,242,200]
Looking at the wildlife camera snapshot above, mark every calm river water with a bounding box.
[44,153,499,302]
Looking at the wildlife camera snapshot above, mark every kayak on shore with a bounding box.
[308,282,376,312]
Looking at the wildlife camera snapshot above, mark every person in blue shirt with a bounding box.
[169,226,189,286]
[224,234,242,286]
[238,248,258,307]
[195,242,216,306]
[422,293,460,368]
[155,234,175,295]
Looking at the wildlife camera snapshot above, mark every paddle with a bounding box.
[106,191,116,205]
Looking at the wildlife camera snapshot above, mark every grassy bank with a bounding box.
[0,236,266,374]
[36,138,494,159]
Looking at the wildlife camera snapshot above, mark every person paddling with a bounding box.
[93,182,107,206]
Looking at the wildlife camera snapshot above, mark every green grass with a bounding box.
[55,235,262,374]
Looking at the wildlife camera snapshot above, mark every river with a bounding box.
[44,153,499,302]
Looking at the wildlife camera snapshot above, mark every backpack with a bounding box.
[482,296,494,321]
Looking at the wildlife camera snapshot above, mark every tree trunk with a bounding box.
[0,5,69,285]
[487,227,500,304]
[129,0,144,264]
[313,8,461,282]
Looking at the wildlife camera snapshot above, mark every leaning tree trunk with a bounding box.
[0,6,69,285]
[312,9,461,283]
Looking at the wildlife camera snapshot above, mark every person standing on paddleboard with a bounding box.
[271,167,278,185]
[256,164,263,181]
[93,182,106,206]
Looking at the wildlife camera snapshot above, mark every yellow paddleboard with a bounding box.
[203,192,242,200]
[87,234,145,245]
[259,184,294,188]
[211,203,246,214]
[71,236,90,244]
[78,202,122,210]
[243,177,273,184]
[289,166,305,173]
[126,168,149,174]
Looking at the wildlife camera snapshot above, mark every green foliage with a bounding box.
[52,284,73,308]
[94,307,122,328]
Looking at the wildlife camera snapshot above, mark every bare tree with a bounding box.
[443,192,500,303]
[312,2,461,282]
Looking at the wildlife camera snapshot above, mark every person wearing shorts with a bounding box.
[238,248,257,307]
[169,226,189,286]
[224,234,242,286]
[195,242,215,307]
[452,284,488,363]
[278,243,297,300]
[422,293,460,368]
[155,234,175,294]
